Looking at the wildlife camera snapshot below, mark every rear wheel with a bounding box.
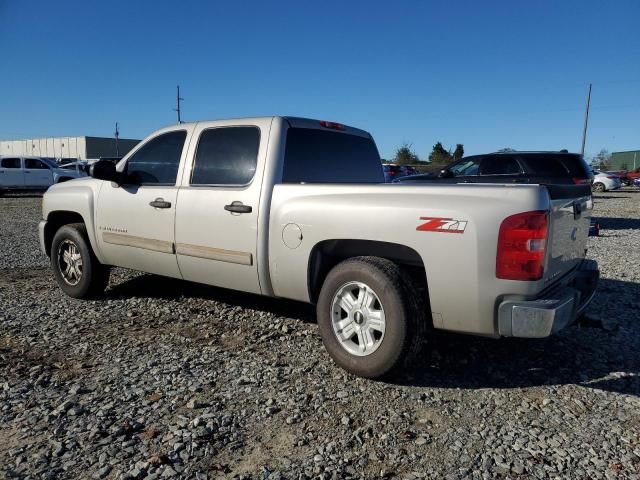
[317,256,425,378]
[51,223,109,298]
[592,182,606,193]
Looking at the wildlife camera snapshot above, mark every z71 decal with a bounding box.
[417,217,468,233]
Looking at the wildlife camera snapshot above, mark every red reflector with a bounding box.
[572,177,588,184]
[319,120,345,130]
[496,211,548,281]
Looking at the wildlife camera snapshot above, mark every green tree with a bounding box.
[453,144,464,161]
[428,142,452,165]
[394,143,419,165]
[497,147,516,152]
[592,149,611,170]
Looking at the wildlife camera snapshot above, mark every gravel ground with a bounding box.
[1,190,639,480]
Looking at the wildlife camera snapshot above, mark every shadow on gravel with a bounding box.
[0,192,43,198]
[594,217,640,230]
[106,273,639,396]
[106,273,317,324]
[392,277,640,397]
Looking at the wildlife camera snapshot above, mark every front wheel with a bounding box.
[592,182,606,193]
[51,223,109,298]
[316,256,424,378]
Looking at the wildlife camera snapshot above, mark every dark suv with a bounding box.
[394,151,593,186]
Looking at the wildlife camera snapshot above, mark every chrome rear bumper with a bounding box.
[498,259,599,338]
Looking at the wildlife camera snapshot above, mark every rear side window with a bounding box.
[126,131,186,185]
[518,154,589,177]
[480,156,522,175]
[1,158,21,168]
[283,128,383,183]
[191,127,260,185]
[25,158,50,169]
[559,155,590,177]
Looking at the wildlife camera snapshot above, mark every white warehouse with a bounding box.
[0,136,140,161]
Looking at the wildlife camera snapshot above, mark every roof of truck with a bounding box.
[167,116,372,138]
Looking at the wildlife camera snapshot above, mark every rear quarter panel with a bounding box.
[269,183,551,336]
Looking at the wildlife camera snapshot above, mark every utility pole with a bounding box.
[580,83,592,156]
[114,121,120,158]
[174,85,184,124]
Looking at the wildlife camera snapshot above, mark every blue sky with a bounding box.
[1,0,638,160]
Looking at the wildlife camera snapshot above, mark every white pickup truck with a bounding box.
[0,156,86,194]
[39,117,599,378]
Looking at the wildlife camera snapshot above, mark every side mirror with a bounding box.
[90,160,121,184]
[438,168,453,178]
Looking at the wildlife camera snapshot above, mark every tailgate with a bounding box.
[544,184,592,283]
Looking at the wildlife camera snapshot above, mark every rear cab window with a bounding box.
[282,127,383,183]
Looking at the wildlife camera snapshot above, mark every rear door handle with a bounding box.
[224,201,252,214]
[149,198,171,209]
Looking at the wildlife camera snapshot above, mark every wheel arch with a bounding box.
[307,239,431,318]
[43,211,87,257]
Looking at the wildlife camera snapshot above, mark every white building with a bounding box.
[0,136,140,161]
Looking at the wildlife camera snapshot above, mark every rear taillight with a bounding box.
[606,176,618,180]
[572,177,589,184]
[496,211,548,281]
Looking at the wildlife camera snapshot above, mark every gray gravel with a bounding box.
[1,190,639,479]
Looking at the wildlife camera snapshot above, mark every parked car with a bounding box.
[39,117,598,378]
[382,164,401,182]
[0,156,86,194]
[591,171,621,192]
[619,168,640,186]
[59,161,90,175]
[398,165,419,178]
[394,151,593,186]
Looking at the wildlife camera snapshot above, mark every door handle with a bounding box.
[224,201,252,214]
[149,198,172,209]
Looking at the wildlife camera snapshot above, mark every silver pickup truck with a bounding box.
[39,116,599,378]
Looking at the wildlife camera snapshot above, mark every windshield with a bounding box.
[40,157,59,168]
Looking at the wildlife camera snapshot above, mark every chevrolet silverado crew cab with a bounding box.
[39,117,599,378]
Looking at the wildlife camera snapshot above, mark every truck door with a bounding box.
[0,157,24,187]
[174,119,272,294]
[24,158,54,187]
[95,129,191,279]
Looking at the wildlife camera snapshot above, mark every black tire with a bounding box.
[316,256,425,379]
[592,182,606,193]
[51,223,109,299]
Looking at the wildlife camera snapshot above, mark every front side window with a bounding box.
[25,158,50,169]
[191,127,260,185]
[1,158,21,169]
[126,131,187,185]
[449,158,481,176]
